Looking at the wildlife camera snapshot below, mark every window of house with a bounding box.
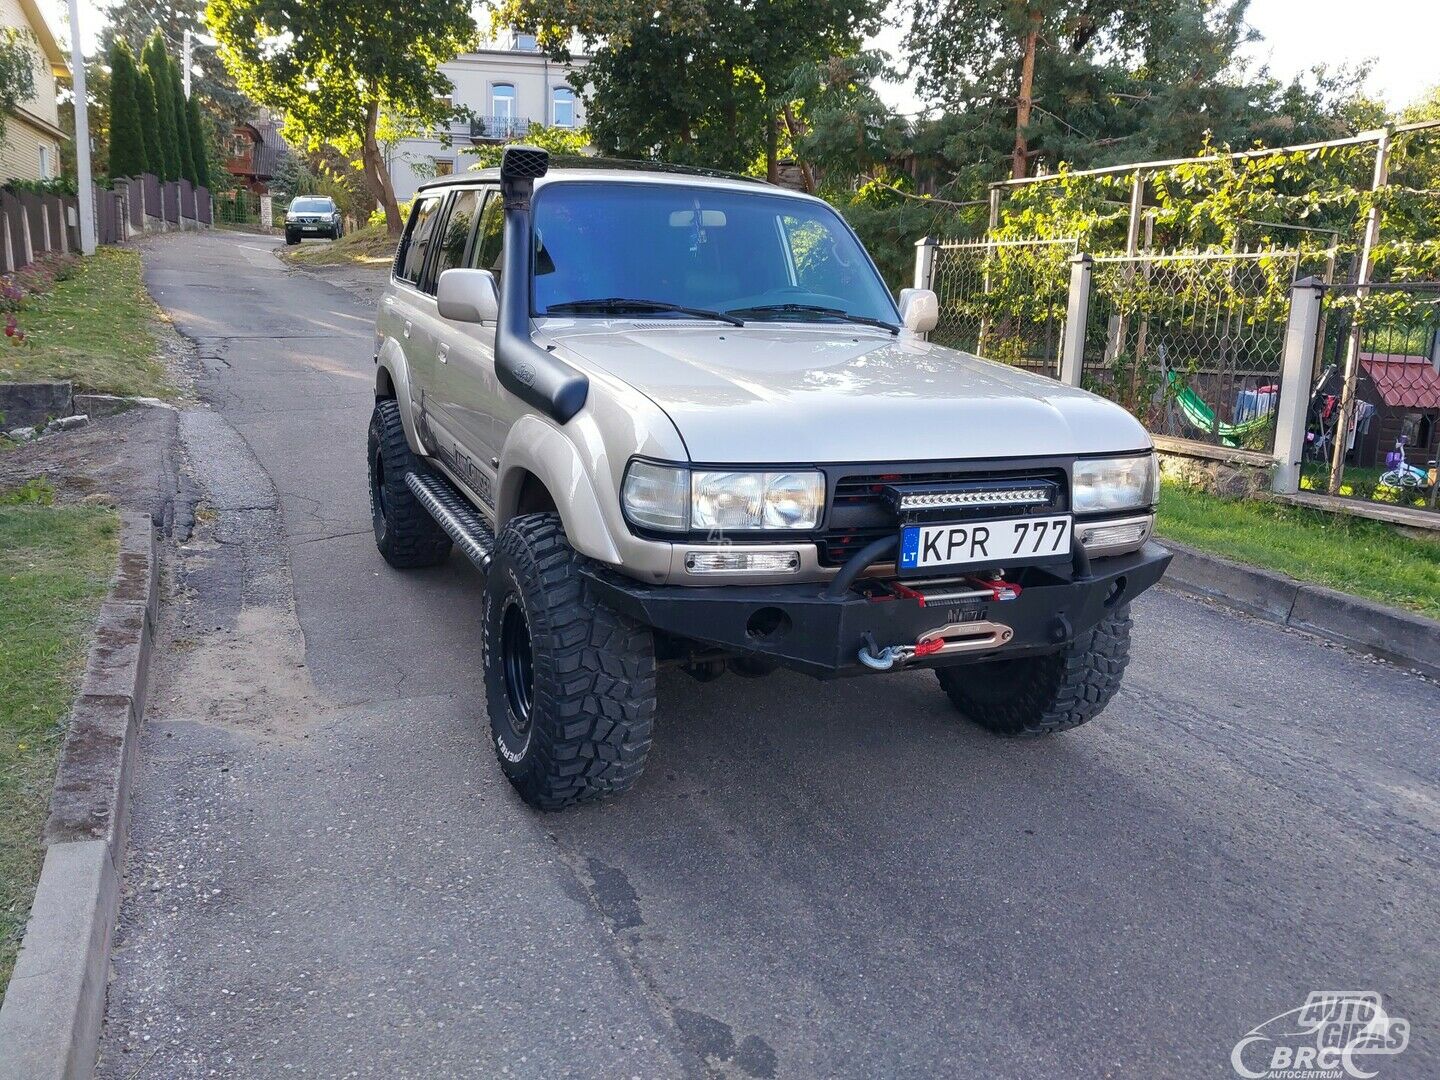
[471,191,504,284]
[429,188,483,288]
[431,157,455,177]
[38,146,51,179]
[492,84,516,119]
[514,33,538,51]
[552,87,575,128]
[395,196,442,284]
[1401,411,1436,450]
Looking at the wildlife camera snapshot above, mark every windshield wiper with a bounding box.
[544,297,745,327]
[724,303,898,334]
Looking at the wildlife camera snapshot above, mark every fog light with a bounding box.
[685,550,801,574]
[1078,521,1150,550]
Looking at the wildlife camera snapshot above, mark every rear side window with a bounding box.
[471,191,504,283]
[395,196,441,284]
[428,188,484,289]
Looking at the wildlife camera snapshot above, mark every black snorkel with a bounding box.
[496,146,589,423]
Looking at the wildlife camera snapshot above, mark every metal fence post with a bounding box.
[1059,254,1093,386]
[1271,277,1325,494]
[913,235,938,292]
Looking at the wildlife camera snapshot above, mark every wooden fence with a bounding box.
[0,173,214,273]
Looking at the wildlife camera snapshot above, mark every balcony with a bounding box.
[463,115,531,142]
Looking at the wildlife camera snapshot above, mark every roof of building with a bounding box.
[16,0,67,76]
[234,119,289,180]
[1360,352,1440,410]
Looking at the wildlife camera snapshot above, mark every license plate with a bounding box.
[302,226,319,231]
[899,515,1072,573]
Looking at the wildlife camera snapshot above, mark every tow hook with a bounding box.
[858,638,942,671]
[858,622,1013,670]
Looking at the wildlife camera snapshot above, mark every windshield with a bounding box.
[531,182,897,325]
[289,198,334,213]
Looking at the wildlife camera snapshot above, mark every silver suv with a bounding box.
[368,148,1170,810]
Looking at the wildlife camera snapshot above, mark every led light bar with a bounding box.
[684,550,801,574]
[897,488,1052,512]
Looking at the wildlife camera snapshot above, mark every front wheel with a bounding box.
[484,514,656,810]
[285,232,299,246]
[935,605,1132,736]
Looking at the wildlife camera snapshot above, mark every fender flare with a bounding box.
[498,414,622,565]
[375,339,425,457]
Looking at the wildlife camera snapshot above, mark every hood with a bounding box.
[540,320,1151,464]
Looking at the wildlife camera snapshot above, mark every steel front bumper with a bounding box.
[581,542,1172,679]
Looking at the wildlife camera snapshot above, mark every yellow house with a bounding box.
[0,0,67,182]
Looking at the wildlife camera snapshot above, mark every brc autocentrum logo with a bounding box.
[1232,991,1410,1079]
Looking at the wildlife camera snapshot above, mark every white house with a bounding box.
[387,32,589,201]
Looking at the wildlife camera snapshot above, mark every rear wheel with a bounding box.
[367,399,451,568]
[484,514,656,810]
[935,605,1132,736]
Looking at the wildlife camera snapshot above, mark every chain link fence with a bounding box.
[1079,250,1302,454]
[927,238,1076,377]
[1305,283,1440,511]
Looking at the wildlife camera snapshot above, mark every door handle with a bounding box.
[403,320,411,338]
[383,296,395,306]
[437,342,450,364]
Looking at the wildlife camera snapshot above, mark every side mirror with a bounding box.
[898,288,939,335]
[436,268,499,324]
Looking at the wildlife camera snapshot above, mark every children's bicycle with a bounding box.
[1378,436,1433,489]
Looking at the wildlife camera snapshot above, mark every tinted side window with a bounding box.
[396,196,441,284]
[427,188,483,291]
[471,191,504,284]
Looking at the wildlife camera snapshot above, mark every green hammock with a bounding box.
[1167,371,1273,448]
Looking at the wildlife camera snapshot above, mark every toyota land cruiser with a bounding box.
[368,147,1171,810]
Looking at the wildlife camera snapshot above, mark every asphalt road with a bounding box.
[98,231,1437,1079]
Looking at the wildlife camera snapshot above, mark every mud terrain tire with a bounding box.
[484,514,656,810]
[367,398,452,568]
[935,605,1132,736]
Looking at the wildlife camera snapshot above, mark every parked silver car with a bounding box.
[368,148,1170,809]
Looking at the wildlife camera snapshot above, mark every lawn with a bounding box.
[0,489,118,1000]
[282,221,397,267]
[1157,479,1440,619]
[0,248,171,398]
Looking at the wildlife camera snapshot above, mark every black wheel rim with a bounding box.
[501,600,535,730]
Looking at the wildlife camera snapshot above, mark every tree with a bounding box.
[185,92,211,187]
[207,0,477,235]
[497,0,884,180]
[141,34,181,179]
[0,28,37,146]
[99,0,251,126]
[165,55,197,183]
[135,68,162,177]
[107,41,147,178]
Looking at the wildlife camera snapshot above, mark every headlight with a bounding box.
[622,462,825,532]
[1072,453,1159,513]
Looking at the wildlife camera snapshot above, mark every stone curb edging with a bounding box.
[1159,538,1440,681]
[0,511,157,1080]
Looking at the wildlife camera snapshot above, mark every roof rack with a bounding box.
[416,155,771,191]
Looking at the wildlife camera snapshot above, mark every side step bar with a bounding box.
[404,469,495,573]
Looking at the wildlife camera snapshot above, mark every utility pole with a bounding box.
[183,30,192,98]
[66,0,95,255]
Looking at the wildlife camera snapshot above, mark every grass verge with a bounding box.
[1157,479,1440,619]
[281,222,396,267]
[0,248,169,398]
[0,491,118,1000]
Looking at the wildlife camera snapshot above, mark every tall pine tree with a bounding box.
[142,34,181,180]
[135,69,162,177]
[167,57,197,183]
[185,93,210,188]
[107,40,146,178]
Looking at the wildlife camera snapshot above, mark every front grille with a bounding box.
[817,463,1070,567]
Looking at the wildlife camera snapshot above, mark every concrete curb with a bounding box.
[1159,538,1440,681]
[0,511,157,1080]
